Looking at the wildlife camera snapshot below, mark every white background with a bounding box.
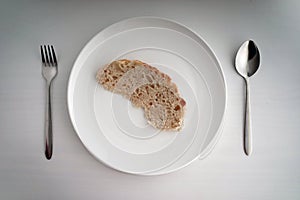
[0,0,299,199]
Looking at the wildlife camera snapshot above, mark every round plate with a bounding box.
[67,17,226,175]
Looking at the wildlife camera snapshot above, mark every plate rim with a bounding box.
[67,16,227,175]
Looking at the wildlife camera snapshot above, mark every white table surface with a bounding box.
[1,0,299,199]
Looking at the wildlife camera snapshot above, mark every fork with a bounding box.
[40,45,57,160]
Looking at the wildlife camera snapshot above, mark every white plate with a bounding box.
[67,17,226,175]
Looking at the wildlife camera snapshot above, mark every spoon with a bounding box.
[235,40,260,156]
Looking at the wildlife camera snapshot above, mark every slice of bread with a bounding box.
[114,63,172,98]
[97,59,172,98]
[130,83,186,130]
[96,59,186,131]
[96,59,137,91]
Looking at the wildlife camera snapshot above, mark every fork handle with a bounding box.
[45,82,53,160]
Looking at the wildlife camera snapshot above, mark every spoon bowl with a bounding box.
[235,40,260,78]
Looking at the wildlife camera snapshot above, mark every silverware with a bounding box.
[235,40,260,156]
[40,45,58,160]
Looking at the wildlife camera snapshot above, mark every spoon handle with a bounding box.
[244,78,252,156]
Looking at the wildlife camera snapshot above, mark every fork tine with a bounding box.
[44,45,50,66]
[40,46,46,65]
[51,45,57,66]
[47,45,53,65]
